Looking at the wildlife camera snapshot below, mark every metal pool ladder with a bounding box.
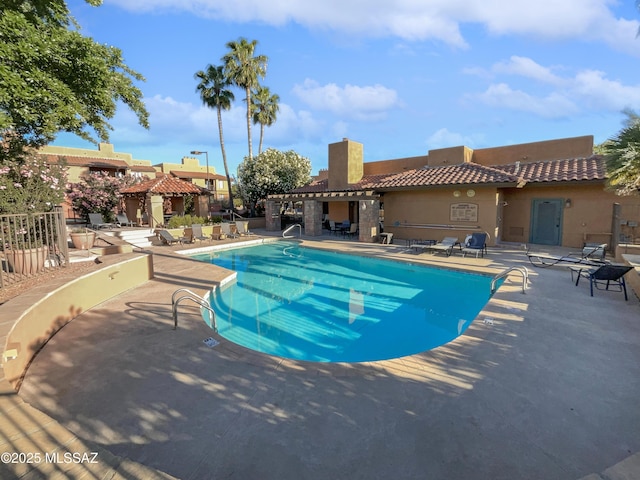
[283,223,302,238]
[491,266,529,294]
[172,288,216,331]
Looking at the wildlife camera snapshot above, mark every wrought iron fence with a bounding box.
[0,207,69,290]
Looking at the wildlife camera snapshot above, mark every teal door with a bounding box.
[530,199,563,245]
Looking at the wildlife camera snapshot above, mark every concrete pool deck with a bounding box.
[3,231,640,479]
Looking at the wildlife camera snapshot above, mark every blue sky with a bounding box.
[54,0,640,175]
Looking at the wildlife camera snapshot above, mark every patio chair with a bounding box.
[88,213,114,229]
[191,224,209,243]
[158,229,187,246]
[570,264,633,301]
[346,223,358,238]
[418,236,459,256]
[236,220,252,236]
[211,224,223,240]
[461,232,488,258]
[221,222,239,238]
[329,220,341,235]
[116,213,136,227]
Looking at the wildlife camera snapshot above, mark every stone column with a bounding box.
[194,195,209,218]
[358,199,380,243]
[303,200,324,236]
[147,194,164,229]
[265,200,281,231]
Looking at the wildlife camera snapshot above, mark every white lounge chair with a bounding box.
[221,222,239,238]
[419,236,459,256]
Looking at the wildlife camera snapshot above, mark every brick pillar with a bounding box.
[358,199,380,243]
[303,200,324,236]
[265,200,281,231]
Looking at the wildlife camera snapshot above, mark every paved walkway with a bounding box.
[3,233,640,479]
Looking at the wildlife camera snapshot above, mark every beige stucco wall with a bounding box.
[382,188,499,244]
[501,184,640,248]
[472,136,594,166]
[363,155,428,175]
[427,146,474,167]
[3,254,153,389]
[328,139,364,190]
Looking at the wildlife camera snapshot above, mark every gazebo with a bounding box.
[120,175,209,228]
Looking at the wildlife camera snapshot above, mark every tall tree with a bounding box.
[237,148,311,216]
[195,64,235,210]
[222,38,267,160]
[251,86,280,155]
[603,110,640,195]
[0,0,149,158]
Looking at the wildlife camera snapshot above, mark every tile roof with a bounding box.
[497,155,606,183]
[120,175,205,195]
[291,156,606,195]
[42,154,129,169]
[291,174,396,193]
[170,170,227,181]
[370,162,523,190]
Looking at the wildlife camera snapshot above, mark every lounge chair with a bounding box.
[211,224,223,240]
[462,232,488,258]
[570,264,633,300]
[221,222,239,238]
[116,213,136,227]
[236,220,252,236]
[191,224,209,243]
[158,229,187,245]
[527,248,608,268]
[88,213,114,229]
[582,243,607,261]
[418,237,459,256]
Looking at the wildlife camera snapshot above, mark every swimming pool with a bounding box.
[192,241,496,363]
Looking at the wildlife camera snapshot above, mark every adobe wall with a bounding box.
[500,184,640,248]
[472,135,594,166]
[382,187,499,245]
[363,155,428,175]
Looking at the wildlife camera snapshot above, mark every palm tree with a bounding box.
[603,110,640,195]
[251,86,280,155]
[223,38,267,160]
[194,64,235,210]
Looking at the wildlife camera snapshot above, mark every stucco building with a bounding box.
[268,135,640,253]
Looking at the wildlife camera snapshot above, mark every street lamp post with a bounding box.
[190,150,209,191]
[191,150,210,213]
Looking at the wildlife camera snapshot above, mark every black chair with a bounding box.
[572,264,633,301]
[461,232,488,258]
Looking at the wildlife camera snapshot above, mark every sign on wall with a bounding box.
[450,203,478,222]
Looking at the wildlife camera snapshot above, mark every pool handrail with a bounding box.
[491,266,529,294]
[283,223,302,238]
[172,288,216,331]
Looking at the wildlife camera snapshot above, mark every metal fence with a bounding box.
[0,207,69,290]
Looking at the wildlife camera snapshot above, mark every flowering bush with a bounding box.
[0,148,67,250]
[0,151,67,215]
[66,172,144,222]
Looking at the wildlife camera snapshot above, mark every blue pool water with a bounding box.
[192,242,495,363]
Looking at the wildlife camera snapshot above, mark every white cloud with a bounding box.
[492,56,566,86]
[467,56,640,117]
[426,128,485,149]
[476,83,580,118]
[105,0,640,53]
[292,79,401,121]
